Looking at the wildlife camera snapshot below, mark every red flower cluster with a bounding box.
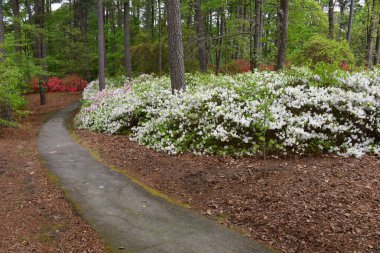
[30,74,88,93]
[223,59,251,74]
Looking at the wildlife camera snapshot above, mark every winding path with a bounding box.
[38,103,274,253]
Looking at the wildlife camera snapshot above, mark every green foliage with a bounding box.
[291,35,355,66]
[131,42,169,74]
[0,55,27,127]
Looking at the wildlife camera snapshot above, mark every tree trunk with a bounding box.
[376,23,380,65]
[338,0,345,39]
[151,0,155,40]
[347,0,354,43]
[253,0,262,69]
[158,0,162,73]
[34,0,42,59]
[0,0,5,60]
[194,0,207,72]
[328,0,335,39]
[97,0,106,90]
[367,0,378,68]
[145,0,151,32]
[249,0,253,71]
[41,0,47,61]
[276,0,288,70]
[216,9,225,74]
[117,0,123,28]
[166,0,186,92]
[80,6,91,81]
[11,0,21,52]
[124,0,132,77]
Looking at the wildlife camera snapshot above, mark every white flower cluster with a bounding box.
[76,68,380,157]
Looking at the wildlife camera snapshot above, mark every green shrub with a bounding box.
[292,35,355,66]
[0,56,27,127]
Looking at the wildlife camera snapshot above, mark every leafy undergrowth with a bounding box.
[76,67,379,158]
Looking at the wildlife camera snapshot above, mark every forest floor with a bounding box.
[75,130,380,253]
[0,93,107,253]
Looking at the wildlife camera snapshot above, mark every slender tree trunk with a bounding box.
[328,0,335,39]
[145,0,151,32]
[110,3,117,74]
[338,0,345,39]
[11,0,21,52]
[249,0,253,71]
[276,0,288,70]
[347,0,354,43]
[253,0,262,69]
[80,6,91,81]
[166,0,186,92]
[117,0,123,28]
[151,0,155,40]
[194,0,207,72]
[158,0,162,73]
[376,23,380,65]
[41,0,47,61]
[367,0,378,68]
[124,0,132,77]
[34,0,42,59]
[216,9,225,74]
[97,0,106,90]
[0,0,5,60]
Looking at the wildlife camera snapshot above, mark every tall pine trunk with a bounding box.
[328,0,335,39]
[347,0,354,43]
[276,0,288,70]
[80,6,91,81]
[375,20,380,65]
[11,0,21,52]
[194,0,207,72]
[145,0,151,32]
[216,8,225,74]
[166,0,185,92]
[0,0,5,59]
[253,0,262,69]
[34,0,42,59]
[158,0,162,73]
[117,0,123,28]
[338,0,345,40]
[367,0,378,68]
[124,0,132,77]
[97,0,106,90]
[249,0,253,71]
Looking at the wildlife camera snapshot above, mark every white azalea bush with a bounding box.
[76,68,380,157]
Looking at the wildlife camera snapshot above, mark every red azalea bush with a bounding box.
[223,59,251,74]
[30,74,88,93]
[62,74,88,92]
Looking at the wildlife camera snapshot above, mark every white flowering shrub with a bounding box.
[76,68,380,157]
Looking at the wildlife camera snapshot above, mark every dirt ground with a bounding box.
[76,130,380,253]
[0,93,107,253]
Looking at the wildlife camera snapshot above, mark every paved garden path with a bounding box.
[38,103,274,253]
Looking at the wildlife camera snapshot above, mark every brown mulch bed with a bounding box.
[75,130,380,253]
[0,93,107,253]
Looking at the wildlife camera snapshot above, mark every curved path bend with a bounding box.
[38,103,274,253]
